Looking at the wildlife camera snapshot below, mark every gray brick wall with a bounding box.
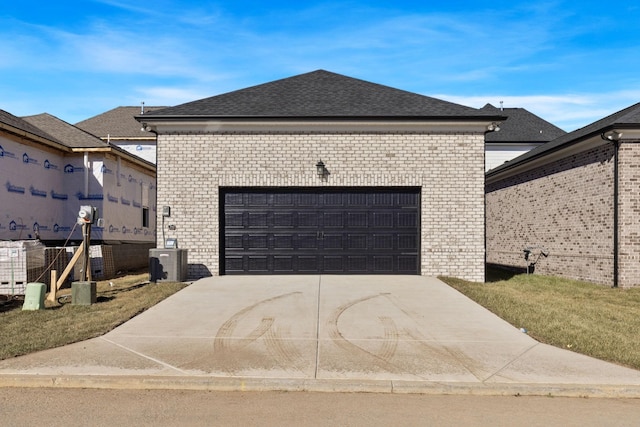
[157,131,485,281]
[486,144,617,286]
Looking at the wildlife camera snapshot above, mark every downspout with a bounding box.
[484,122,501,281]
[602,131,621,288]
[84,152,90,198]
[613,139,619,288]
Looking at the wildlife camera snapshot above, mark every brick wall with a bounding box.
[486,144,616,285]
[157,131,485,281]
[618,142,640,287]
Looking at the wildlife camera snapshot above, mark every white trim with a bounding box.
[141,119,494,134]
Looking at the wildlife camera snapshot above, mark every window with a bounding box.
[142,207,149,228]
[142,183,150,228]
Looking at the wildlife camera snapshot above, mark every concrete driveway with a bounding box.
[2,275,640,397]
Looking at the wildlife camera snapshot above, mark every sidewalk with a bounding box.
[1,275,640,397]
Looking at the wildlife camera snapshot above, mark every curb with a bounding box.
[2,375,640,398]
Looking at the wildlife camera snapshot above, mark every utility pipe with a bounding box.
[83,152,89,198]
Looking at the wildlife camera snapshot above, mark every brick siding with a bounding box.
[157,131,485,281]
[486,144,617,286]
[618,142,640,287]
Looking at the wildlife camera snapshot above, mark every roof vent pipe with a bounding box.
[500,101,504,111]
[141,101,145,115]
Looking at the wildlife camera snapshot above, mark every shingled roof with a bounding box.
[0,109,60,144]
[487,102,640,177]
[481,104,566,143]
[140,70,501,120]
[76,106,167,138]
[22,113,109,149]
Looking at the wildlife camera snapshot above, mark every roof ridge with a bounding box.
[140,70,498,119]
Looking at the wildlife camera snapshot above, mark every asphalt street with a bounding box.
[2,388,639,426]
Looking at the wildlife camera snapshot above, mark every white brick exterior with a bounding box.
[156,130,486,281]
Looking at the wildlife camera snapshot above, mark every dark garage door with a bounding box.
[221,187,420,274]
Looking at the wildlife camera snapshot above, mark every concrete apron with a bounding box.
[2,275,640,397]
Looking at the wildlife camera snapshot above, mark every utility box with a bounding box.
[72,281,97,305]
[22,282,46,310]
[149,249,188,282]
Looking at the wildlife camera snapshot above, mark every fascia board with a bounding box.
[139,119,498,134]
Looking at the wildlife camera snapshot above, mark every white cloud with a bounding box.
[133,87,211,106]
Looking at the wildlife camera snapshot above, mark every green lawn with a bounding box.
[440,268,640,370]
[0,273,187,360]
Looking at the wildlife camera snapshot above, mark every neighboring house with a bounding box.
[482,103,566,171]
[137,70,505,280]
[0,109,157,273]
[76,105,167,164]
[485,102,640,288]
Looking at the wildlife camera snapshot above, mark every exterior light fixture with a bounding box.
[487,122,501,132]
[602,130,623,141]
[316,160,328,179]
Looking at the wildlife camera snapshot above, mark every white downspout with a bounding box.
[84,152,90,198]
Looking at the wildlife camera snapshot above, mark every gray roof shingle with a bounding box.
[487,102,640,177]
[0,109,61,144]
[141,70,501,120]
[76,106,168,138]
[481,104,566,143]
[22,113,108,149]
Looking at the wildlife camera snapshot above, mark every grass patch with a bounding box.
[440,268,640,370]
[0,273,187,360]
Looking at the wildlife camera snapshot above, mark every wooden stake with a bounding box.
[47,270,57,302]
[56,244,84,290]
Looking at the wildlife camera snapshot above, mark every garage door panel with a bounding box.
[248,234,268,249]
[374,256,394,272]
[347,212,368,228]
[298,194,319,206]
[398,234,419,250]
[221,188,420,274]
[274,234,294,249]
[248,212,268,228]
[225,213,244,227]
[274,193,294,206]
[348,256,368,271]
[298,256,320,272]
[398,256,418,273]
[323,256,344,272]
[273,212,294,227]
[248,256,268,271]
[323,212,344,228]
[273,256,294,272]
[297,234,319,249]
[225,256,244,272]
[298,212,319,228]
[323,234,344,250]
[373,212,394,227]
[374,234,394,250]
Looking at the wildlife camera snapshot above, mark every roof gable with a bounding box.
[142,70,497,119]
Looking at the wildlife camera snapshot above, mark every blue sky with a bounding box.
[1,1,640,131]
